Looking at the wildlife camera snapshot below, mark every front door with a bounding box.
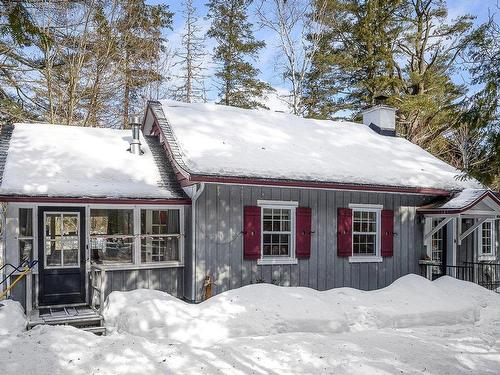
[38,207,86,306]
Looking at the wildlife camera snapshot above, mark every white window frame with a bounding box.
[88,204,185,270]
[257,200,298,265]
[478,219,496,261]
[18,207,34,265]
[348,204,382,263]
[43,211,81,269]
[139,208,184,266]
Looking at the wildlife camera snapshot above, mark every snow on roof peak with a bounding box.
[0,123,183,199]
[156,100,481,191]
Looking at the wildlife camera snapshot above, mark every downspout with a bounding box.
[191,182,205,302]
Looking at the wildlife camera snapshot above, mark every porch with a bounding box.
[419,189,500,292]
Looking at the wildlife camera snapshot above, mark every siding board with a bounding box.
[192,183,430,301]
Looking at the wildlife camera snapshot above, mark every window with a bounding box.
[44,212,79,267]
[431,218,445,264]
[258,201,297,264]
[479,220,496,259]
[349,204,382,262]
[90,209,134,264]
[140,209,181,263]
[19,208,33,264]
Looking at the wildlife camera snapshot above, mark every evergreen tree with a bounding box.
[171,0,207,103]
[303,0,402,119]
[116,0,173,128]
[207,0,273,109]
[446,17,499,189]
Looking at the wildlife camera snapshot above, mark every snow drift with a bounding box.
[0,299,26,335]
[103,274,496,348]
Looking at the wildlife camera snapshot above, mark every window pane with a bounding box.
[63,215,79,236]
[45,214,61,237]
[19,239,33,264]
[19,208,33,237]
[140,209,180,235]
[46,239,61,266]
[141,237,179,263]
[90,237,133,264]
[91,209,133,236]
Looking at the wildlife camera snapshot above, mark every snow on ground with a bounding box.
[1,275,500,375]
[0,299,26,335]
[102,274,483,347]
[157,100,481,190]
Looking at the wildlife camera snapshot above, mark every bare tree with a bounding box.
[256,0,327,115]
[171,0,207,103]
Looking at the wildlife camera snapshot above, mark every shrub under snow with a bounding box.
[0,299,26,335]
[103,274,494,348]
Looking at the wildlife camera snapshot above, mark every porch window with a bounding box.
[479,220,495,257]
[140,209,181,263]
[90,209,134,264]
[431,218,445,264]
[350,206,381,259]
[18,208,33,264]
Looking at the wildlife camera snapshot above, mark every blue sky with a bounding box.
[148,0,499,107]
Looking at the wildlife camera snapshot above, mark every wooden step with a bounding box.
[27,305,105,335]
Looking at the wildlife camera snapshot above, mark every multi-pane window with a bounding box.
[141,209,181,263]
[352,210,379,256]
[90,209,134,264]
[44,213,79,267]
[262,208,292,257]
[479,220,495,256]
[18,208,33,264]
[431,219,444,264]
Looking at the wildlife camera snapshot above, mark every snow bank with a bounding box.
[0,299,26,335]
[103,274,496,348]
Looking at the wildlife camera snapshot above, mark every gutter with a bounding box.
[191,182,205,302]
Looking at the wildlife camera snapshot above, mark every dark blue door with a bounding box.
[38,207,86,306]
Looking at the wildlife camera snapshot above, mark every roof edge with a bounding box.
[417,190,500,214]
[0,195,192,205]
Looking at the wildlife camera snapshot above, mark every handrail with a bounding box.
[0,260,38,300]
[0,260,37,286]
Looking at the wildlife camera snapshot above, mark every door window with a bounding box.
[44,212,80,267]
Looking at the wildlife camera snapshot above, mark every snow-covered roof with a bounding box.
[149,100,481,192]
[0,123,187,199]
[418,188,500,213]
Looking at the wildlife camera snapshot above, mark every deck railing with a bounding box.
[420,261,500,292]
[90,264,107,311]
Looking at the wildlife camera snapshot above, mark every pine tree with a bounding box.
[116,0,173,128]
[206,0,273,109]
[171,0,207,103]
[303,0,402,119]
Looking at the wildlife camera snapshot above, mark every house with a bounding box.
[0,101,499,323]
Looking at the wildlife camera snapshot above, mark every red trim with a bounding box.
[188,175,452,196]
[418,190,500,214]
[145,102,453,197]
[0,195,192,205]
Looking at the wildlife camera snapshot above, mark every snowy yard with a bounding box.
[1,275,500,374]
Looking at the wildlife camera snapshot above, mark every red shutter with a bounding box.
[243,206,261,260]
[296,207,312,259]
[381,209,394,257]
[337,208,352,257]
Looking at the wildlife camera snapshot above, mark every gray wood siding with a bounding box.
[103,267,184,300]
[192,184,434,302]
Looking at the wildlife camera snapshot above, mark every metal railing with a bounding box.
[0,260,38,300]
[420,261,500,292]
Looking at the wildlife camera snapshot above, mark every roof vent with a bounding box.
[129,115,143,155]
[361,103,396,137]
